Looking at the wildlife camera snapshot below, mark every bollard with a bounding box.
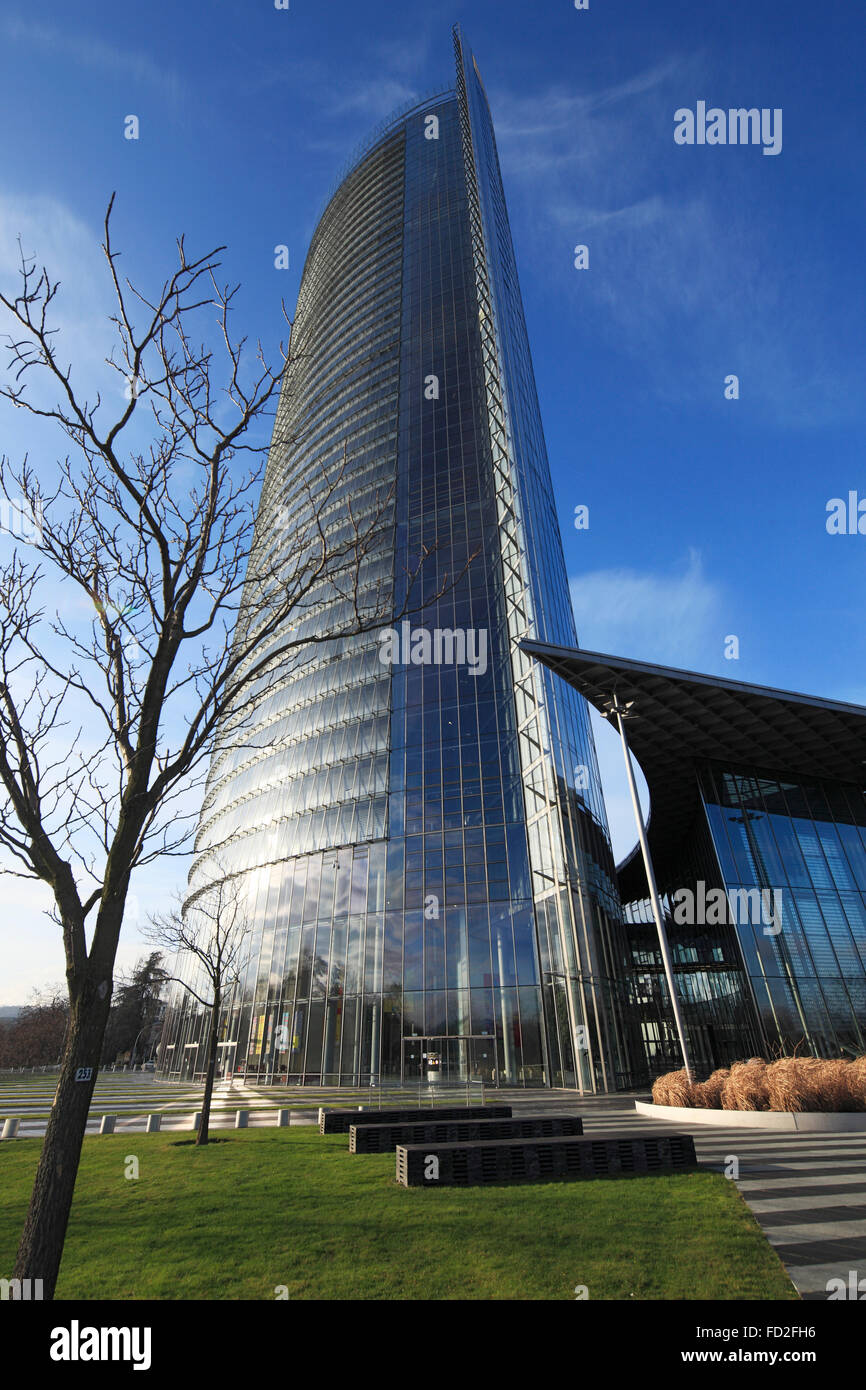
[277,1109,290,1128]
[1,1117,20,1140]
[235,1109,248,1129]
[192,1112,201,1131]
[99,1114,116,1135]
[146,1114,161,1133]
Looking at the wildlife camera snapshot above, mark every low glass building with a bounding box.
[525,641,866,1075]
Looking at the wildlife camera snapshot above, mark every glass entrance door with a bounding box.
[401,1035,501,1085]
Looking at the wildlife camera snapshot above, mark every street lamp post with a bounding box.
[605,695,693,1078]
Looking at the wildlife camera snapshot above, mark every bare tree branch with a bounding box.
[0,199,473,1295]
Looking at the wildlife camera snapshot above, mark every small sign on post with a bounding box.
[75,1068,93,1082]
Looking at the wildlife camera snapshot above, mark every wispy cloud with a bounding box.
[0,192,116,405]
[0,877,64,1004]
[235,28,443,127]
[366,34,434,81]
[493,55,685,143]
[1,16,183,100]
[490,56,866,428]
[324,78,420,120]
[569,550,726,669]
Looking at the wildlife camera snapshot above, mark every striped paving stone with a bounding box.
[730,1147,866,1300]
[0,1074,317,1136]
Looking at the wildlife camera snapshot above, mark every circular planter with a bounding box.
[635,1099,866,1131]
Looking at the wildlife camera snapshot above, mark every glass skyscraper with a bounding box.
[157,30,638,1091]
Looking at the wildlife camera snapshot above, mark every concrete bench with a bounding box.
[318,1103,511,1135]
[349,1113,583,1153]
[395,1130,698,1187]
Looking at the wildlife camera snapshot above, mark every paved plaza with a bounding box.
[0,1072,293,1134]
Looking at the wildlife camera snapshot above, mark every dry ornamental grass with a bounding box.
[651,1068,695,1107]
[849,1055,866,1100]
[692,1068,730,1109]
[652,1056,866,1111]
[721,1059,770,1111]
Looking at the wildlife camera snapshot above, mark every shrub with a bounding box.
[692,1068,730,1108]
[850,1055,866,1107]
[816,1059,864,1111]
[652,1068,696,1107]
[651,1055,866,1112]
[765,1058,834,1112]
[721,1059,770,1111]
[763,1057,866,1112]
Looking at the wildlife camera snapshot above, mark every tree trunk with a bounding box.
[197,994,220,1147]
[13,978,113,1299]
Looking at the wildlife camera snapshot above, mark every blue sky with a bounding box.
[1,0,864,999]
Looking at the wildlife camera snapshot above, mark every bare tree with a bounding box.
[0,987,69,1068]
[0,198,463,1296]
[147,879,249,1145]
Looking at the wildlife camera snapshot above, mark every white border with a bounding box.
[635,1100,866,1131]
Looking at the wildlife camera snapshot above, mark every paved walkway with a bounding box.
[0,1076,476,1135]
[0,1075,293,1135]
[502,1089,866,1301]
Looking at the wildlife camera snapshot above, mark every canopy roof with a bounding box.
[522,641,866,902]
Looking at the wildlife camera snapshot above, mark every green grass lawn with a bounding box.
[0,1128,798,1300]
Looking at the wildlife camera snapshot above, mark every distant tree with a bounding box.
[0,989,69,1067]
[147,877,250,1145]
[101,952,169,1065]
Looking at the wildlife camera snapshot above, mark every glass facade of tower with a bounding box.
[623,803,765,1080]
[622,762,866,1076]
[157,32,639,1091]
[701,763,866,1059]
